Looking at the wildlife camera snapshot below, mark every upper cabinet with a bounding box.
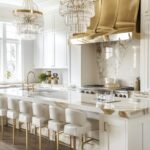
[141,0,150,16]
[44,31,55,68]
[34,10,68,69]
[34,33,44,68]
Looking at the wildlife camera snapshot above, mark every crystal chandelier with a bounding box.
[59,0,95,35]
[13,0,44,40]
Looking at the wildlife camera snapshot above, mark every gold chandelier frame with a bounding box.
[13,9,43,16]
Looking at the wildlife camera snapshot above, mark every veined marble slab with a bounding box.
[0,88,150,118]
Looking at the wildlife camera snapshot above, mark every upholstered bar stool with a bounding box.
[32,103,49,150]
[48,105,66,150]
[0,95,7,140]
[19,101,32,150]
[7,97,19,144]
[64,108,92,150]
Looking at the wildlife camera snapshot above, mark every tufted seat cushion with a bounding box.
[32,116,48,127]
[0,109,7,116]
[7,110,19,119]
[64,122,91,137]
[19,113,32,123]
[48,120,65,132]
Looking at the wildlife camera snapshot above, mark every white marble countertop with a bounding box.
[0,87,150,118]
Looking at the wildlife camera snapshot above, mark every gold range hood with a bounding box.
[71,0,140,44]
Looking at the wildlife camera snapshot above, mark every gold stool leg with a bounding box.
[70,136,72,149]
[1,116,4,140]
[73,136,76,150]
[39,127,41,150]
[26,123,29,150]
[13,119,16,144]
[56,132,59,150]
[54,131,57,143]
[81,136,84,150]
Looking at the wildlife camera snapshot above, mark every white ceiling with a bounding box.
[0,0,59,22]
[0,0,59,12]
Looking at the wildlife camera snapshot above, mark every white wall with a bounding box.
[0,4,16,22]
[70,45,82,86]
[70,44,99,87]
[81,44,99,86]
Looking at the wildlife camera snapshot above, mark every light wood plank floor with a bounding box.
[0,127,71,150]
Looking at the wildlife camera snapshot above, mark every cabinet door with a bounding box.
[140,17,150,91]
[43,31,55,68]
[54,30,68,68]
[102,122,126,150]
[34,33,44,68]
[54,12,68,68]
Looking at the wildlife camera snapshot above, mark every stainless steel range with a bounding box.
[80,85,134,98]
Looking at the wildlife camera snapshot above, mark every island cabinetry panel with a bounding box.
[100,115,150,150]
[34,10,68,69]
[101,117,126,150]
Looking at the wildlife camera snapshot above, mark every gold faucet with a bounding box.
[25,71,36,91]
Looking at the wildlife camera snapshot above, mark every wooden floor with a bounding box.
[0,127,71,150]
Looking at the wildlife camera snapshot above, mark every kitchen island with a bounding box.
[0,87,150,150]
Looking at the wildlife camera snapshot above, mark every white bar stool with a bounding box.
[0,95,7,140]
[32,103,49,150]
[64,108,92,150]
[7,98,19,144]
[48,105,66,150]
[19,101,32,150]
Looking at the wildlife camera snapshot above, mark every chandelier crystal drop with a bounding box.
[59,0,95,35]
[13,0,44,40]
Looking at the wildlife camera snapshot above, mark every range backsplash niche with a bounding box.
[96,39,140,87]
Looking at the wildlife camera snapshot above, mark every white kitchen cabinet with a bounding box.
[100,115,150,150]
[34,33,44,68]
[34,10,68,69]
[43,31,55,68]
[53,12,68,68]
[101,118,126,150]
[54,30,68,68]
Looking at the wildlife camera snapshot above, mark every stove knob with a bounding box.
[86,91,89,94]
[81,90,85,93]
[123,95,126,98]
[91,91,95,94]
[119,94,122,97]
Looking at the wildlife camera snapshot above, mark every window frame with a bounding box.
[0,22,22,83]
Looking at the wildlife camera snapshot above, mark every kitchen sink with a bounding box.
[21,88,68,100]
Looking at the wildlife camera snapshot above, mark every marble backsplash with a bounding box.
[96,39,140,87]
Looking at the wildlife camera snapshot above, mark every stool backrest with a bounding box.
[32,103,49,119]
[49,105,65,122]
[65,108,86,126]
[0,96,7,109]
[7,98,19,111]
[19,101,32,115]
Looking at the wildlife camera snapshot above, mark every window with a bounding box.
[0,22,22,83]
